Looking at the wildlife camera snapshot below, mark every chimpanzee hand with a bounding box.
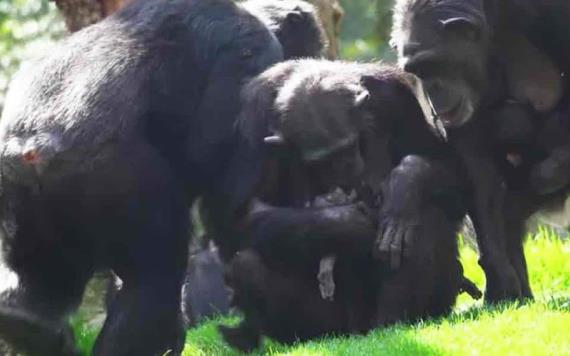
[317,255,337,301]
[310,187,358,208]
[373,212,420,270]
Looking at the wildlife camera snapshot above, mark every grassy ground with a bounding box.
[74,228,570,355]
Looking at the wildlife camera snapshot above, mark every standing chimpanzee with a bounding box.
[0,0,282,355]
[218,59,480,351]
[242,0,327,59]
[390,0,570,303]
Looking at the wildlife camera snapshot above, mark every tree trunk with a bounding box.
[306,0,344,59]
[51,0,129,32]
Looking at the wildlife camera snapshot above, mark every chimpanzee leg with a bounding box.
[85,142,188,356]
[219,250,265,352]
[222,250,346,351]
[453,150,523,303]
[503,192,535,300]
[0,186,92,356]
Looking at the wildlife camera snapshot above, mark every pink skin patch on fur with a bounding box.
[22,150,39,164]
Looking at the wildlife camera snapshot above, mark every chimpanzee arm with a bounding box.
[243,199,376,262]
[374,155,466,269]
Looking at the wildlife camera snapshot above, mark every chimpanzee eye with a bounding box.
[240,48,254,59]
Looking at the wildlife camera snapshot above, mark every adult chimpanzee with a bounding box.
[242,0,327,59]
[390,0,570,303]
[0,0,282,355]
[217,59,480,351]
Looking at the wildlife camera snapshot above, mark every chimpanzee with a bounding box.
[218,59,480,351]
[104,0,327,327]
[180,0,328,324]
[390,0,570,303]
[242,0,327,59]
[0,0,282,355]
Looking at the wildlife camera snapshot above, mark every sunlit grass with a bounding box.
[75,231,570,355]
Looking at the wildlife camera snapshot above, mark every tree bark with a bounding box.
[306,0,344,59]
[51,0,129,32]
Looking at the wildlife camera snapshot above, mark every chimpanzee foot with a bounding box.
[219,323,261,352]
[0,306,79,356]
[459,277,483,300]
[482,263,523,304]
[373,217,419,270]
[317,255,336,301]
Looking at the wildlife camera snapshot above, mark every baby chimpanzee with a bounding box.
[491,99,570,195]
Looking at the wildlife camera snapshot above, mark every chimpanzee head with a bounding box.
[391,0,491,127]
[243,0,327,59]
[264,66,374,192]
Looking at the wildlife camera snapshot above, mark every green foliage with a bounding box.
[339,0,395,62]
[0,0,64,111]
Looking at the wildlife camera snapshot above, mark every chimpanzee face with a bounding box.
[393,4,490,127]
[304,138,365,194]
[271,77,371,193]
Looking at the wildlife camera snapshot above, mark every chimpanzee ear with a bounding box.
[354,89,370,108]
[439,17,481,42]
[264,134,285,146]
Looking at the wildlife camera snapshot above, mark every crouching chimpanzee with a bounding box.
[390,0,570,303]
[0,0,283,355]
[217,60,480,351]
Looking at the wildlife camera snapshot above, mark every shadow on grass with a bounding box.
[72,295,570,356]
[185,317,445,356]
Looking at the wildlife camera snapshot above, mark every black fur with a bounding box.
[243,0,327,59]
[0,0,282,355]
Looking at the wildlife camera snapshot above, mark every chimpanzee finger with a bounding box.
[377,223,395,261]
[373,222,387,259]
[402,226,416,259]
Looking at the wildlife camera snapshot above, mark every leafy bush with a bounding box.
[0,0,64,111]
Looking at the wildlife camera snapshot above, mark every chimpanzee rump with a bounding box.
[219,60,479,351]
[0,0,282,355]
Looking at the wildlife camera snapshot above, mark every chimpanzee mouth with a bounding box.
[431,97,465,127]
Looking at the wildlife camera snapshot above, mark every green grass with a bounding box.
[74,229,570,355]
